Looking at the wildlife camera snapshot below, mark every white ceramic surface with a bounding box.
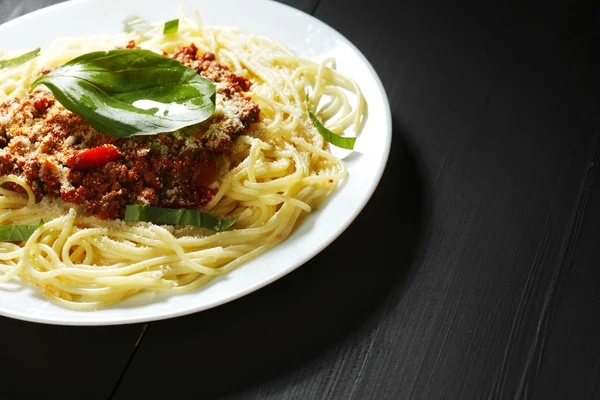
[0,0,392,325]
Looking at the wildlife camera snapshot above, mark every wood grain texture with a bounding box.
[228,0,598,399]
[518,145,600,400]
[1,0,599,399]
[0,318,144,400]
[115,0,600,399]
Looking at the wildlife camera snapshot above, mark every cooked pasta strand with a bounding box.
[0,11,366,310]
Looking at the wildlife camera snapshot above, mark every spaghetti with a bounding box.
[0,10,366,310]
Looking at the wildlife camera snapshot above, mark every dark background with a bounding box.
[1,0,599,399]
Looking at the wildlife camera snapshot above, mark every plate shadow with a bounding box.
[114,120,428,399]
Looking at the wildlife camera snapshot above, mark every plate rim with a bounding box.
[0,0,393,326]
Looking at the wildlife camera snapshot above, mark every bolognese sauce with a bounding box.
[0,44,260,219]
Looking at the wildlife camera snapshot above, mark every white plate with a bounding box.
[0,0,392,325]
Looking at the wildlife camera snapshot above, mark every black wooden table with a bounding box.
[1,0,598,399]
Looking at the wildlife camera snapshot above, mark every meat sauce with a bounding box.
[0,44,260,219]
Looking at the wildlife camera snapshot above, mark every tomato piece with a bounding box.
[66,144,123,170]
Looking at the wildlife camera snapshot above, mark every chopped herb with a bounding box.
[308,111,357,150]
[124,205,237,232]
[164,19,179,34]
[0,220,44,241]
[0,48,40,70]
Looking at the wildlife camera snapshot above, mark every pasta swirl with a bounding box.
[0,11,366,310]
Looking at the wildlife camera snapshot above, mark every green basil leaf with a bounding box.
[0,48,40,70]
[124,205,237,232]
[123,15,157,36]
[308,110,356,150]
[164,19,179,34]
[31,50,216,138]
[0,220,43,241]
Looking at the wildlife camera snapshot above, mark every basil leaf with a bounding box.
[308,110,356,150]
[0,48,40,69]
[164,19,179,34]
[123,15,157,36]
[124,205,237,232]
[0,220,43,241]
[31,50,216,138]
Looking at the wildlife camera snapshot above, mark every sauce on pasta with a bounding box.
[0,11,366,310]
